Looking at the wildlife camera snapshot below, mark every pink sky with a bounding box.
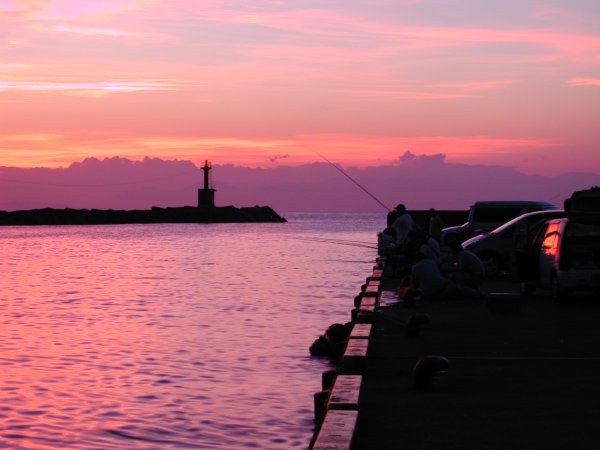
[1,0,599,175]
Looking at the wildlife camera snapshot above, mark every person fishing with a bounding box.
[390,204,413,249]
[428,208,444,242]
[377,227,396,256]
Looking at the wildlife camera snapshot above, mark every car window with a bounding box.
[532,222,557,247]
[542,232,559,249]
[541,222,561,251]
[542,230,559,256]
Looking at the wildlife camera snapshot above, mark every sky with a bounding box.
[1,0,599,176]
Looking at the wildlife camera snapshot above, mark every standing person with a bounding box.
[428,208,444,242]
[391,204,413,249]
[386,208,399,228]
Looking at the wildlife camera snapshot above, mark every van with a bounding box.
[517,216,600,300]
[516,188,600,300]
[441,200,558,243]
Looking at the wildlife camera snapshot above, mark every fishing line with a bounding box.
[290,236,374,245]
[289,236,377,249]
[296,140,391,212]
[295,236,376,245]
[293,238,376,248]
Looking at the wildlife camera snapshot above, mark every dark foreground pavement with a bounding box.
[351,276,600,450]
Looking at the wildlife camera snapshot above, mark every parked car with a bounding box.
[462,209,566,277]
[517,215,600,300]
[441,200,558,243]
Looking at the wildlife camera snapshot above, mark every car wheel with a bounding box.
[478,252,501,277]
[521,282,535,296]
[551,274,565,302]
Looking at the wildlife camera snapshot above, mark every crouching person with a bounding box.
[448,241,485,289]
[411,252,482,300]
[377,227,396,256]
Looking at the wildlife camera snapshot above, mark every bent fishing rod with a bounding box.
[297,140,391,212]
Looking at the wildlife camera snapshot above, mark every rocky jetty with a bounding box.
[0,205,286,226]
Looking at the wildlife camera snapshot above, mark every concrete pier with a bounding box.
[310,259,600,449]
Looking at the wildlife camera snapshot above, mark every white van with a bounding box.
[516,187,600,300]
[442,200,558,243]
[518,216,600,300]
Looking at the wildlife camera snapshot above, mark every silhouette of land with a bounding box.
[0,205,286,226]
[0,159,287,226]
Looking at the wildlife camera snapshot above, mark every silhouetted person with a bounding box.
[391,204,413,249]
[419,235,442,265]
[411,252,482,300]
[428,208,443,242]
[448,241,485,288]
[386,207,399,228]
[377,227,396,256]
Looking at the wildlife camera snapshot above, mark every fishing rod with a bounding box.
[295,236,377,245]
[297,140,391,212]
[289,237,377,250]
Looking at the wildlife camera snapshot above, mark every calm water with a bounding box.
[0,213,383,450]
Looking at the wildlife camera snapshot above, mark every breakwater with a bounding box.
[0,205,286,225]
[309,260,384,449]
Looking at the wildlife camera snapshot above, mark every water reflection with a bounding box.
[0,214,382,449]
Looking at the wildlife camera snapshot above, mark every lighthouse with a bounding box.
[197,160,216,209]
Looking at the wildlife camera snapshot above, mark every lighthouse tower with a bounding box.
[197,160,216,209]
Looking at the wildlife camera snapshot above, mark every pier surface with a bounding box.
[312,266,600,449]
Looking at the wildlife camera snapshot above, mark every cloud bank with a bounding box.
[1,154,598,212]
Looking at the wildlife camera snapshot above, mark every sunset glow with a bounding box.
[1,1,599,175]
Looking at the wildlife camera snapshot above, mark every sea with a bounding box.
[0,212,385,450]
